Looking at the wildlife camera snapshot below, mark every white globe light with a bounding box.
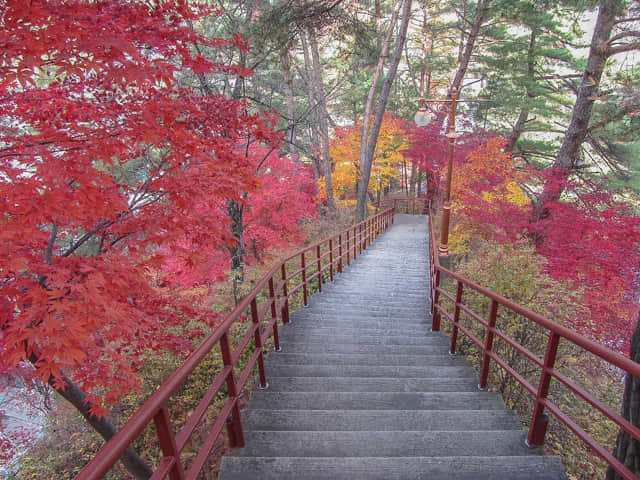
[414,107,432,127]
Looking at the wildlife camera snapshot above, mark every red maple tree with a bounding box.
[160,145,317,288]
[0,1,285,472]
[413,130,640,352]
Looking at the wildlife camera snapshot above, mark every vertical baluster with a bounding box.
[353,226,357,258]
[329,239,334,281]
[450,281,463,354]
[250,298,268,389]
[338,235,343,273]
[479,300,499,390]
[316,244,322,292]
[153,405,186,480]
[301,252,308,306]
[527,332,560,447]
[363,219,368,250]
[346,230,350,265]
[431,270,441,331]
[354,226,358,257]
[281,264,290,323]
[220,333,245,447]
[268,278,281,351]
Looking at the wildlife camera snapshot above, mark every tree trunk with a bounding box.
[607,313,640,480]
[506,29,536,152]
[307,30,336,213]
[355,0,402,220]
[409,161,417,196]
[280,48,299,159]
[449,0,490,97]
[531,0,620,222]
[29,352,152,479]
[506,106,530,152]
[355,0,412,222]
[299,37,325,216]
[227,199,244,273]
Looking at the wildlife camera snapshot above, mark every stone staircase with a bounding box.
[218,214,567,480]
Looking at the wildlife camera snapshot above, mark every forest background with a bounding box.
[0,0,639,479]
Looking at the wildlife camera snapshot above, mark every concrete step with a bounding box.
[308,297,428,308]
[261,376,479,392]
[273,342,451,355]
[264,353,469,367]
[248,391,504,411]
[303,303,427,318]
[276,332,446,346]
[276,324,433,336]
[286,315,432,328]
[264,364,475,379]
[314,288,428,299]
[219,456,568,480]
[241,409,523,431]
[233,430,534,457]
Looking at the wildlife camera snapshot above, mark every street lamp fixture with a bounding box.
[414,99,432,127]
[414,87,459,257]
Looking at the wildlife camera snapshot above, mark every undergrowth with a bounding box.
[440,240,624,480]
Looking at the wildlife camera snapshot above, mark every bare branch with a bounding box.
[609,40,640,56]
[44,224,58,265]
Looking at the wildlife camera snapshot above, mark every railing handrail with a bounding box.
[428,212,639,480]
[431,243,640,378]
[76,208,396,479]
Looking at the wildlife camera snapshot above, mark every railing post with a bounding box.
[527,332,560,447]
[316,244,322,292]
[329,239,334,281]
[479,300,499,390]
[369,218,373,244]
[338,235,343,273]
[250,298,268,389]
[268,277,281,351]
[363,220,367,250]
[280,264,290,323]
[450,281,463,355]
[431,270,441,331]
[346,230,351,266]
[220,332,245,447]
[153,405,186,480]
[301,252,308,306]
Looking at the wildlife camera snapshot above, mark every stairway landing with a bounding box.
[219,214,567,480]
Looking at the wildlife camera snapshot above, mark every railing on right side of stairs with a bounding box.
[428,213,640,480]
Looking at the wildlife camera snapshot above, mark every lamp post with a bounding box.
[414,87,458,257]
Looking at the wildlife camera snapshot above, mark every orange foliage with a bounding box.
[327,113,410,202]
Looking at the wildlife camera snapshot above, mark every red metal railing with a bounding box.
[376,193,429,215]
[76,208,395,480]
[428,213,640,480]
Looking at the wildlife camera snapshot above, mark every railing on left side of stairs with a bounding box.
[75,208,395,480]
[428,212,640,480]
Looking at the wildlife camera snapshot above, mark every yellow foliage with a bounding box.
[329,114,410,199]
